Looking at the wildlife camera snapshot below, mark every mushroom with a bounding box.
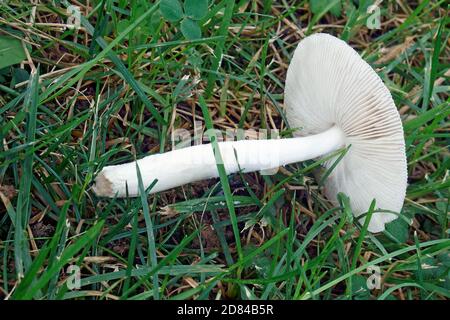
[93,33,407,233]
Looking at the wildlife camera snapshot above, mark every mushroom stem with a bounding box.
[93,126,346,197]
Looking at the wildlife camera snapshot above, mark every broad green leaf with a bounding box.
[329,0,342,16]
[0,37,27,69]
[184,0,208,20]
[12,68,29,85]
[180,18,201,40]
[351,275,371,299]
[385,218,410,243]
[160,0,183,22]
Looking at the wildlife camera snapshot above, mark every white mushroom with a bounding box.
[93,33,407,233]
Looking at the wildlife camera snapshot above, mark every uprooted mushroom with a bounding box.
[93,33,407,233]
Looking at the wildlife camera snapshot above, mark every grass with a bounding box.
[0,0,449,300]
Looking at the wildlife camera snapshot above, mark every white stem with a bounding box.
[93,126,346,197]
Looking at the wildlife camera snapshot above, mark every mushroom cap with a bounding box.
[285,33,407,233]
